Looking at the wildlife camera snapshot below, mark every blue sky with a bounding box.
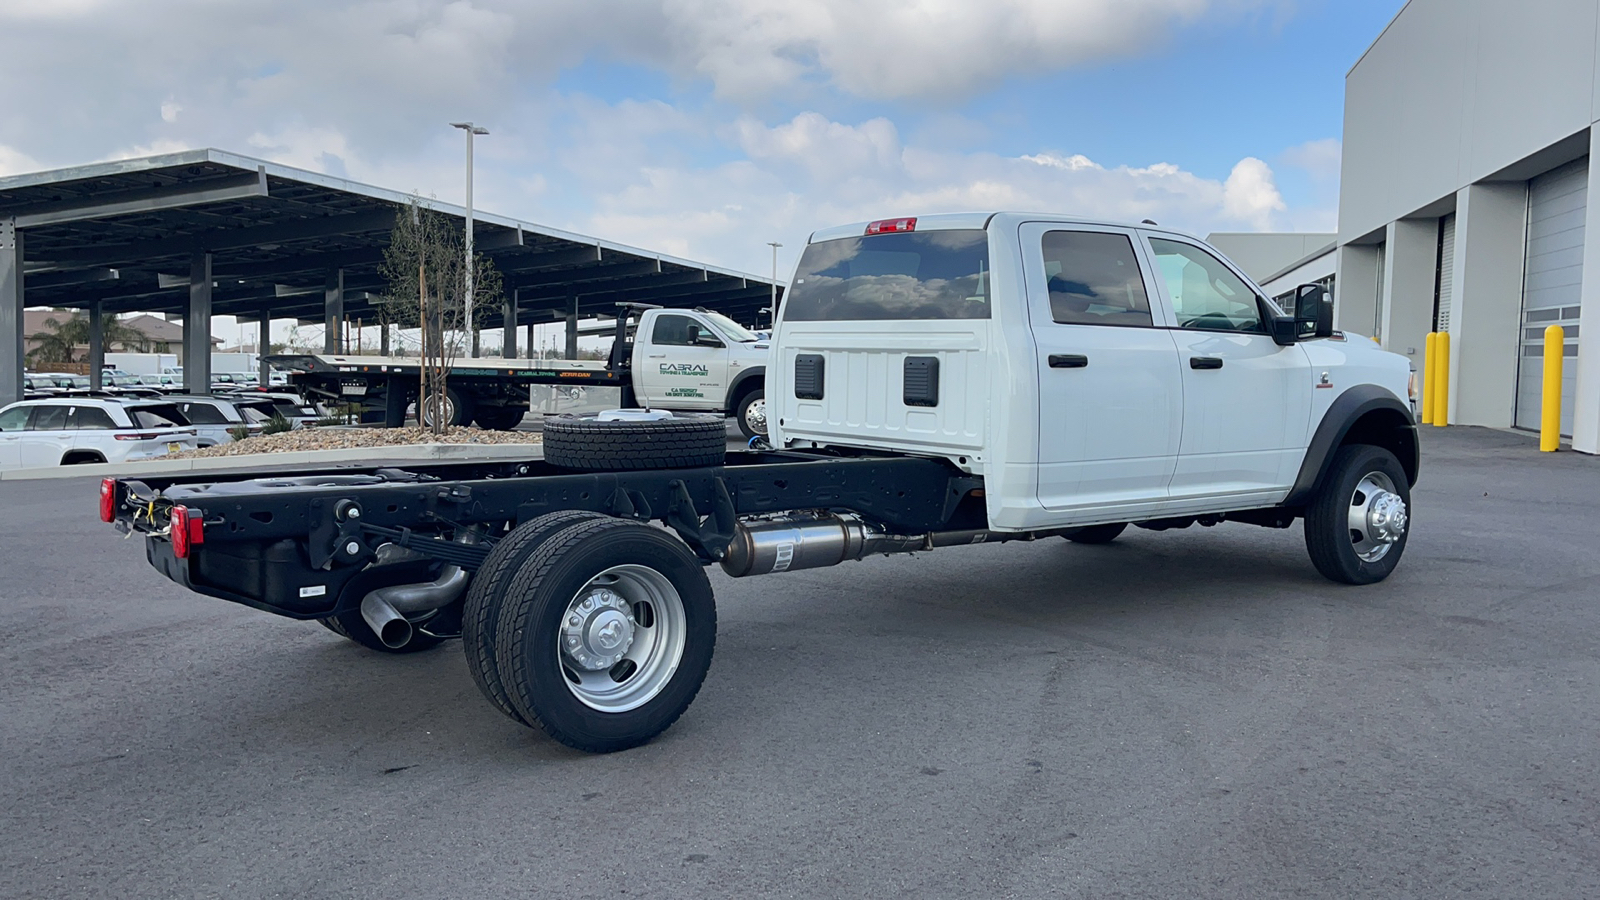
[0,0,1405,343]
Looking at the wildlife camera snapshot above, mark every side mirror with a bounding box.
[1294,284,1334,339]
[1260,296,1298,346]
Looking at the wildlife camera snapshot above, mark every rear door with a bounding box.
[1143,234,1311,506]
[635,313,728,410]
[1022,223,1184,515]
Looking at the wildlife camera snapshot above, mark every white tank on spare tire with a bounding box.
[542,410,726,471]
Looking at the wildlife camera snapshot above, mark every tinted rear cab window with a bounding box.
[785,230,990,321]
[129,405,190,428]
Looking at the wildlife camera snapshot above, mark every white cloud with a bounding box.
[1221,157,1286,230]
[160,100,181,123]
[661,0,1281,102]
[0,144,42,177]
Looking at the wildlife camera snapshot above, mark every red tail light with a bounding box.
[865,217,917,235]
[170,505,204,558]
[114,432,161,441]
[99,478,117,523]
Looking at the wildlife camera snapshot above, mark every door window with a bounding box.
[652,315,712,347]
[32,405,70,432]
[1149,238,1263,333]
[0,406,30,432]
[1042,231,1153,327]
[74,407,117,430]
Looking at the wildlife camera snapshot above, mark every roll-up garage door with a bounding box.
[1515,157,1586,434]
[1434,213,1455,332]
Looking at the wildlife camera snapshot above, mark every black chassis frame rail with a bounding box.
[120,450,982,621]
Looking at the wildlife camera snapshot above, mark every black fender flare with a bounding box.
[1283,385,1418,508]
[725,366,766,412]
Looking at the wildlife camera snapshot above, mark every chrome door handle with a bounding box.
[647,354,666,358]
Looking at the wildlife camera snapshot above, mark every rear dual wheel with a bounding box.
[468,515,716,752]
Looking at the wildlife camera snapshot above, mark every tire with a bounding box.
[1063,523,1127,544]
[542,412,725,471]
[419,386,474,429]
[473,406,526,431]
[1304,444,1411,585]
[462,510,607,725]
[494,518,717,753]
[316,606,446,654]
[735,388,768,439]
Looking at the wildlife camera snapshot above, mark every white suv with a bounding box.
[0,398,199,469]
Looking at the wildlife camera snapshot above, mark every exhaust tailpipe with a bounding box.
[359,561,471,648]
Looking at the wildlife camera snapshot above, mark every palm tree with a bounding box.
[27,312,151,365]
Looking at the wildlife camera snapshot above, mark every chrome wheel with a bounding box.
[743,397,768,436]
[1348,471,1407,562]
[558,564,686,713]
[420,393,456,430]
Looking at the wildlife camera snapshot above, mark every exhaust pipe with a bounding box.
[359,565,470,648]
[720,513,1068,578]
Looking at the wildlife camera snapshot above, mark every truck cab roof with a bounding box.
[808,212,1203,244]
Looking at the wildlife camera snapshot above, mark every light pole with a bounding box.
[766,241,782,327]
[451,121,489,357]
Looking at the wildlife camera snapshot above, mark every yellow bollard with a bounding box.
[1433,331,1450,427]
[1541,324,1565,452]
[1421,332,1437,424]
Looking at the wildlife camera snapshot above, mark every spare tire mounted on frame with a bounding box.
[542,409,726,471]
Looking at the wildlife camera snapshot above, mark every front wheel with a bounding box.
[735,389,767,439]
[493,518,716,753]
[1303,445,1411,585]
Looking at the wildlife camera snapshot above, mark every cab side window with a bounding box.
[652,314,704,347]
[1148,238,1263,334]
[1042,231,1153,327]
[75,407,117,430]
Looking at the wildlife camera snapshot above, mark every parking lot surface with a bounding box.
[2,427,1598,899]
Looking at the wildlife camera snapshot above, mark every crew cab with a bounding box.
[103,212,1417,755]
[270,306,771,438]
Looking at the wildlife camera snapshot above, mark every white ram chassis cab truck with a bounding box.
[104,211,1418,754]
[268,304,772,438]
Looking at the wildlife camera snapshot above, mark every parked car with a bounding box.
[227,393,321,429]
[167,396,262,446]
[0,398,199,469]
[136,374,184,392]
[35,373,93,391]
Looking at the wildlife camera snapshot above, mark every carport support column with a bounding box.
[1334,243,1381,337]
[88,302,104,391]
[0,220,20,404]
[257,309,273,384]
[526,323,536,360]
[1571,128,1600,454]
[324,268,344,355]
[565,292,579,360]
[1378,218,1439,367]
[1447,182,1528,428]
[184,251,213,394]
[502,289,519,358]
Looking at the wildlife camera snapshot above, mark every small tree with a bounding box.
[27,312,148,365]
[376,196,502,434]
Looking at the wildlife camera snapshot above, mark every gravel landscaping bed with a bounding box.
[168,426,543,459]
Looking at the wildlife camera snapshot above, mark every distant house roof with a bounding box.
[22,308,222,345]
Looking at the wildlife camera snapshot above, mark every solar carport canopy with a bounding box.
[0,148,781,400]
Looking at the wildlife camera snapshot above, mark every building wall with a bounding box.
[1338,0,1600,452]
[1340,0,1600,243]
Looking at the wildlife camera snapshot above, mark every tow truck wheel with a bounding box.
[493,517,716,753]
[418,386,473,429]
[1304,444,1411,585]
[462,510,608,724]
[735,388,767,439]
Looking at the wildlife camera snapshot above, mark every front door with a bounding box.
[1143,235,1311,507]
[637,313,729,410]
[0,405,28,468]
[1023,223,1184,516]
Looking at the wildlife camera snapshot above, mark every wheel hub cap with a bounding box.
[1366,492,1408,544]
[562,590,636,671]
[746,399,767,434]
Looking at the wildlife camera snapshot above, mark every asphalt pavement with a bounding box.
[2,426,1598,899]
